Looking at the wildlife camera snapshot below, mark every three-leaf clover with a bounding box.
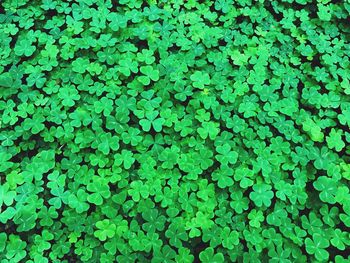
[68,189,90,213]
[199,247,224,263]
[190,71,211,89]
[326,128,345,152]
[197,121,220,140]
[94,219,116,241]
[0,183,16,207]
[313,176,337,204]
[87,177,111,205]
[128,180,150,202]
[139,111,165,132]
[98,133,120,155]
[138,65,159,85]
[114,150,135,169]
[212,166,234,188]
[249,184,274,207]
[58,85,80,107]
[215,143,238,166]
[14,39,36,56]
[305,234,330,261]
[72,58,89,74]
[248,209,264,228]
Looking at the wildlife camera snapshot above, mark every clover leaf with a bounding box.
[326,128,345,152]
[114,149,135,169]
[190,71,211,89]
[139,110,165,132]
[14,39,36,57]
[94,219,116,241]
[2,1,350,262]
[249,184,274,207]
[138,65,159,85]
[215,143,238,166]
[305,234,330,261]
[87,177,111,205]
[197,121,220,140]
[199,247,225,263]
[0,183,16,207]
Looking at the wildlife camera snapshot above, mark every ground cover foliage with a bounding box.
[1,0,350,262]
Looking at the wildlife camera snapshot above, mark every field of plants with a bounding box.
[0,0,350,262]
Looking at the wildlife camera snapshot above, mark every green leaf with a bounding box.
[199,247,224,263]
[326,128,345,152]
[249,184,274,207]
[190,71,211,89]
[305,234,330,261]
[94,219,116,241]
[0,183,16,207]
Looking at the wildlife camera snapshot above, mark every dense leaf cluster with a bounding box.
[1,0,350,262]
